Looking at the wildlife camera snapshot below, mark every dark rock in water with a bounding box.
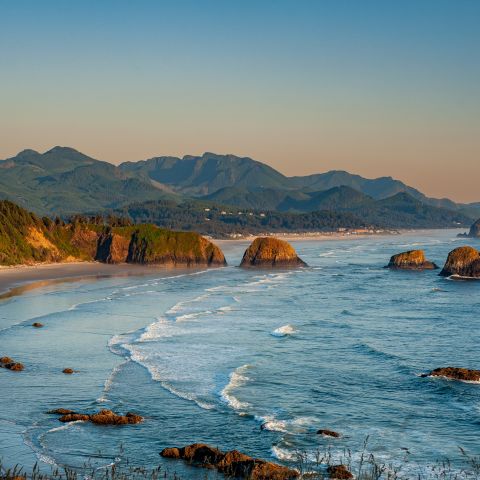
[32,322,44,328]
[439,246,480,277]
[62,368,74,374]
[327,465,353,479]
[59,413,90,422]
[240,237,307,268]
[160,443,298,479]
[52,408,143,425]
[0,356,24,371]
[467,218,480,238]
[47,408,75,415]
[3,362,24,371]
[386,250,438,270]
[421,367,480,382]
[317,429,341,438]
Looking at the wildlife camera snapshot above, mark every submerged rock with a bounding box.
[327,465,353,479]
[317,429,341,438]
[421,367,480,382]
[0,356,14,364]
[160,443,298,479]
[62,368,74,374]
[439,246,480,277]
[386,250,438,270]
[52,409,143,425]
[32,322,44,328]
[240,237,307,268]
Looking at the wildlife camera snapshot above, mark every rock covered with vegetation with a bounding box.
[0,200,226,267]
[439,246,480,277]
[421,367,480,382]
[240,237,307,268]
[386,250,438,270]
[160,443,298,479]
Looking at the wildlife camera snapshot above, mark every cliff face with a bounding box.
[0,200,226,267]
[95,231,131,264]
[440,246,480,277]
[240,237,307,267]
[386,250,438,270]
[127,225,226,266]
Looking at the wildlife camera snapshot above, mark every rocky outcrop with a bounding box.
[127,226,226,266]
[32,322,44,328]
[421,367,480,382]
[160,443,298,479]
[317,429,341,438]
[439,246,480,277]
[240,237,307,268]
[0,356,24,371]
[386,250,438,270]
[327,465,353,479]
[62,368,74,374]
[50,409,143,425]
[466,218,480,238]
[95,231,131,263]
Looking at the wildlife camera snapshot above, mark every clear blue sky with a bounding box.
[1,0,479,201]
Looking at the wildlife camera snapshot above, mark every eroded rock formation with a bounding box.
[49,409,143,425]
[240,237,307,268]
[386,250,438,270]
[0,356,24,371]
[440,246,480,277]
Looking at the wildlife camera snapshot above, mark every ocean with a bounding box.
[1,230,479,478]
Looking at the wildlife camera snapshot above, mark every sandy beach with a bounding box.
[0,262,187,300]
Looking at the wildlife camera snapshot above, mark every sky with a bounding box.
[1,0,479,202]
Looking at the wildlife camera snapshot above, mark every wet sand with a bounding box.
[0,262,183,300]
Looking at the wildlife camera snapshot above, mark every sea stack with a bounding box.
[468,218,480,238]
[439,246,480,277]
[386,250,438,270]
[240,237,307,268]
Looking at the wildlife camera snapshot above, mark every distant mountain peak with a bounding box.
[16,148,39,157]
[44,146,83,155]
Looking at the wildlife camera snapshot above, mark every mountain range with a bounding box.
[0,147,478,231]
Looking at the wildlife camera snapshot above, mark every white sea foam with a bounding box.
[271,324,296,337]
[46,420,85,434]
[97,360,130,402]
[271,445,299,462]
[138,317,172,341]
[220,364,252,411]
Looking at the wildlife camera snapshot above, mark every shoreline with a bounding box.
[0,262,201,301]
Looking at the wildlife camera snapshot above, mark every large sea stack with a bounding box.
[439,246,480,277]
[386,250,438,270]
[240,237,307,268]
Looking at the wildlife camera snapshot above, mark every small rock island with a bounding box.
[458,218,480,238]
[439,246,480,277]
[421,367,480,382]
[240,237,307,267]
[386,250,438,270]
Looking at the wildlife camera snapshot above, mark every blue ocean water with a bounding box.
[1,231,479,478]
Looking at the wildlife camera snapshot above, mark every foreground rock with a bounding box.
[317,429,341,438]
[160,443,298,479]
[439,246,480,277]
[386,250,438,270]
[327,465,353,479]
[50,409,143,425]
[240,237,307,268]
[0,356,24,371]
[421,367,480,382]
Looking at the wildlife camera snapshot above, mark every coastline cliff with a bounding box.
[0,200,226,267]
